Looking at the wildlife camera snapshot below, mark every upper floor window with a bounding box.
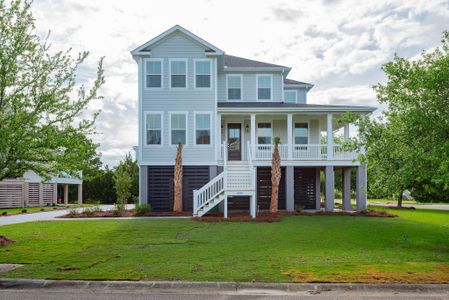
[227,75,242,100]
[195,60,211,88]
[284,90,297,103]
[295,123,308,144]
[145,60,162,88]
[170,113,187,145]
[170,60,187,88]
[257,75,272,100]
[257,123,272,144]
[195,113,211,145]
[145,112,162,145]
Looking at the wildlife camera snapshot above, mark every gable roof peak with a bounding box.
[131,25,223,56]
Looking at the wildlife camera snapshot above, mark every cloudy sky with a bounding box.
[31,0,449,167]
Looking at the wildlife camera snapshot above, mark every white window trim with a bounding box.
[144,58,163,90]
[169,59,188,89]
[293,120,310,145]
[256,121,273,144]
[256,74,273,101]
[169,111,188,146]
[144,111,164,147]
[193,59,212,90]
[226,74,243,101]
[193,111,213,147]
[284,90,297,103]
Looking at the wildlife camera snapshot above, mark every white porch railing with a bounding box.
[218,143,357,161]
[193,171,226,215]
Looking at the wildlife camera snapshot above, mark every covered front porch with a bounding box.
[216,111,358,164]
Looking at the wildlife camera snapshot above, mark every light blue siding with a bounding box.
[218,72,283,102]
[140,32,216,165]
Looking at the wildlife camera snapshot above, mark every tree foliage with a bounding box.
[113,153,138,203]
[346,31,449,204]
[0,0,104,181]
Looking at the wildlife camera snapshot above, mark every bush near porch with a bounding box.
[0,208,448,283]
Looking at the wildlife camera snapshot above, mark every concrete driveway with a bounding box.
[0,205,134,226]
[370,203,449,211]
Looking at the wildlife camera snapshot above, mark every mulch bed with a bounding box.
[61,209,397,220]
[0,235,15,246]
[194,209,398,222]
[61,210,192,218]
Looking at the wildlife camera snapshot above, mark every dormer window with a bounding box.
[257,75,272,100]
[170,60,187,88]
[195,60,211,88]
[145,59,162,88]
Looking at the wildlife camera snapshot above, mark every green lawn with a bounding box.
[0,208,448,283]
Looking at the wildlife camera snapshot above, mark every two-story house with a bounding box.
[131,25,375,218]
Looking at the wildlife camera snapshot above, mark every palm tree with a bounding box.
[270,137,281,213]
[173,143,183,212]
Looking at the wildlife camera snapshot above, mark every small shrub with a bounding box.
[40,208,45,211]
[83,207,96,217]
[294,204,304,212]
[135,204,152,215]
[2,211,7,216]
[113,199,126,216]
[68,208,79,216]
[53,207,57,210]
[21,209,27,213]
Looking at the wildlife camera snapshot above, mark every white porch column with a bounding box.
[356,166,367,212]
[64,184,69,205]
[325,166,334,212]
[216,112,222,160]
[250,192,256,218]
[53,183,57,205]
[287,113,293,160]
[327,113,334,160]
[77,184,83,205]
[315,168,321,210]
[224,193,228,219]
[342,168,352,211]
[250,114,256,156]
[39,183,44,206]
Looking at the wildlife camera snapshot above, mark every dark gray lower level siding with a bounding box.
[143,166,214,212]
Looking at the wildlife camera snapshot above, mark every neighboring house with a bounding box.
[131,25,375,218]
[0,171,83,208]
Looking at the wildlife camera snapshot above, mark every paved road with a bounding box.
[0,205,135,226]
[0,288,447,299]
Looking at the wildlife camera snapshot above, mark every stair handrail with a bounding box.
[193,171,226,215]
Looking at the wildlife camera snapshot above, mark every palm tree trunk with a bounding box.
[270,138,281,213]
[173,143,183,212]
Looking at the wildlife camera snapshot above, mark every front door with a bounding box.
[227,123,241,160]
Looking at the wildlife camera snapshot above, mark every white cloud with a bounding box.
[28,0,449,166]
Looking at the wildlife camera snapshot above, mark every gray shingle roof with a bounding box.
[224,54,288,68]
[217,102,377,112]
[284,78,313,86]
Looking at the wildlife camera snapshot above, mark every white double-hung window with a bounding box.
[170,113,187,145]
[257,123,272,144]
[195,113,211,145]
[170,60,187,88]
[284,90,297,103]
[257,75,272,100]
[227,75,242,100]
[145,60,162,88]
[195,60,211,88]
[294,123,308,144]
[146,113,162,145]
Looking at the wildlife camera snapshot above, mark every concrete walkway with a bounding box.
[370,203,449,211]
[0,205,136,226]
[0,279,448,299]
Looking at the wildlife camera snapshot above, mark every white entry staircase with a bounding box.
[193,142,255,217]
